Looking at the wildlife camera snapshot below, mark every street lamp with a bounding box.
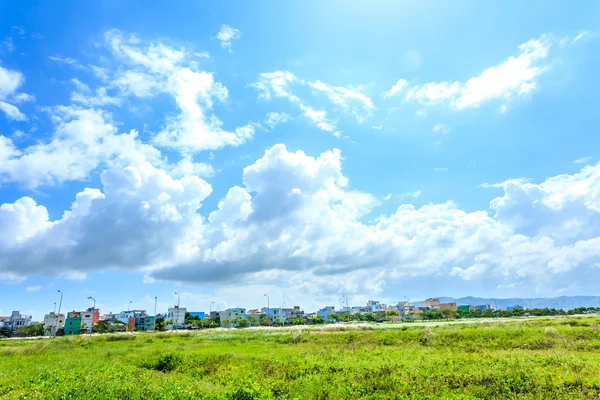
[87,297,96,335]
[342,295,350,322]
[128,301,132,311]
[282,301,287,326]
[264,294,270,325]
[56,290,63,336]
[153,296,157,332]
[174,292,180,331]
[53,302,56,314]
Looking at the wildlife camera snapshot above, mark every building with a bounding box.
[457,305,470,311]
[423,298,441,310]
[0,311,32,331]
[189,312,205,320]
[367,300,387,312]
[167,306,186,326]
[220,308,247,327]
[506,305,523,311]
[43,312,65,335]
[439,302,457,311]
[475,304,491,311]
[64,311,82,335]
[317,306,336,320]
[209,311,222,320]
[80,308,100,334]
[261,307,284,322]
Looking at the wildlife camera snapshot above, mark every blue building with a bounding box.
[189,312,205,320]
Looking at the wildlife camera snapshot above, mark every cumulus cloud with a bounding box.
[385,35,559,111]
[3,143,600,298]
[0,106,159,189]
[214,25,241,52]
[104,29,257,153]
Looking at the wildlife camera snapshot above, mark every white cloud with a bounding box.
[0,106,159,189]
[104,29,255,153]
[264,112,291,129]
[573,31,592,43]
[214,25,241,52]
[3,145,600,299]
[11,26,25,37]
[251,71,373,134]
[574,156,593,164]
[169,156,215,178]
[49,56,87,71]
[0,63,30,121]
[1,37,15,52]
[72,87,122,107]
[372,125,382,130]
[389,35,556,111]
[26,285,41,292]
[433,168,448,173]
[432,123,451,134]
[381,78,408,99]
[300,105,336,133]
[0,101,27,121]
[308,80,374,121]
[398,190,422,200]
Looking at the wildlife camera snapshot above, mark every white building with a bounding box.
[0,311,32,330]
[220,308,247,327]
[80,308,99,333]
[367,300,387,312]
[167,306,186,326]
[43,312,65,334]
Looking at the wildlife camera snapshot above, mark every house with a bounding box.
[317,306,336,320]
[261,307,285,322]
[423,298,441,309]
[167,306,186,326]
[0,311,32,331]
[64,312,82,335]
[457,305,470,311]
[474,304,491,311]
[367,300,388,312]
[43,312,65,335]
[80,308,100,334]
[220,308,247,327]
[439,302,457,311]
[506,305,523,311]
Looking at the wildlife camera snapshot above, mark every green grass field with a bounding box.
[2,316,600,399]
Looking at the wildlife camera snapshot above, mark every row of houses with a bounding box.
[1,298,504,334]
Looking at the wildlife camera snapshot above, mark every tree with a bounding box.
[260,316,269,326]
[94,321,110,334]
[247,316,258,327]
[17,324,44,337]
[222,319,230,328]
[386,311,399,322]
[0,326,12,338]
[236,319,249,328]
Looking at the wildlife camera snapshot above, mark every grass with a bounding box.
[1,316,600,399]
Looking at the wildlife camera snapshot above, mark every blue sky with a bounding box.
[1,1,600,320]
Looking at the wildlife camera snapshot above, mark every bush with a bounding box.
[153,353,183,372]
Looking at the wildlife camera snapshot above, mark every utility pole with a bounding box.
[282,301,287,326]
[342,294,349,322]
[56,290,63,336]
[87,297,96,335]
[53,302,56,314]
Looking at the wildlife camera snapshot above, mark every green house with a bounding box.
[457,305,470,312]
[64,312,82,335]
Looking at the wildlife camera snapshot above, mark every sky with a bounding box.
[1,1,600,320]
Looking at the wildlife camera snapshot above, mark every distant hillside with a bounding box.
[413,296,600,309]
